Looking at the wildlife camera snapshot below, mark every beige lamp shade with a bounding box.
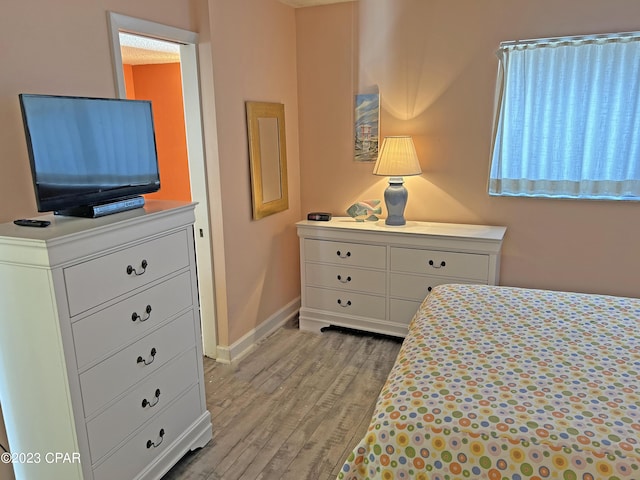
[373,136,422,177]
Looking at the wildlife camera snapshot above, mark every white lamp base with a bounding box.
[384,177,408,226]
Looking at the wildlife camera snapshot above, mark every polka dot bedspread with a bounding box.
[338,284,640,480]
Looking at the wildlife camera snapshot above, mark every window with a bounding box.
[489,32,640,200]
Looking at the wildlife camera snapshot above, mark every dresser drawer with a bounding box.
[297,219,505,337]
[390,298,422,327]
[73,271,193,369]
[390,273,476,301]
[390,247,489,281]
[92,385,201,480]
[305,263,386,294]
[306,286,386,320]
[80,310,196,418]
[64,230,190,316]
[304,239,385,269]
[86,348,199,464]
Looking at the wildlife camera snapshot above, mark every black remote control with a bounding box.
[13,219,51,228]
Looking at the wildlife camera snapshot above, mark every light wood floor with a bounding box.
[161,319,403,480]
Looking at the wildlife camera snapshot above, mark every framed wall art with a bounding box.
[246,101,289,220]
[354,93,380,162]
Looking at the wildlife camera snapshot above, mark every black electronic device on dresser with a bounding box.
[307,212,332,221]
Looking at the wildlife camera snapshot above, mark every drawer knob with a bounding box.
[427,286,433,292]
[137,347,157,366]
[126,259,148,276]
[337,275,352,283]
[428,260,446,269]
[131,305,153,323]
[337,299,352,307]
[146,428,165,449]
[141,388,161,409]
[336,250,351,259]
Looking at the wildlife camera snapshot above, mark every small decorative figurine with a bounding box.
[346,199,382,222]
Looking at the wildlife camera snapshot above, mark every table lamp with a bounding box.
[373,136,422,226]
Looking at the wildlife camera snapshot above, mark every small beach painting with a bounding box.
[354,93,379,162]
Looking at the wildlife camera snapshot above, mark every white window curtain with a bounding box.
[489,32,640,200]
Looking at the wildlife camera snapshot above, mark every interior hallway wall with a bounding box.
[208,0,302,345]
[124,62,192,202]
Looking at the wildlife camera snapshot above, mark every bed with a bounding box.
[338,284,640,480]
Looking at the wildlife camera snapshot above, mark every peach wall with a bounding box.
[296,0,640,298]
[0,0,301,345]
[209,0,301,344]
[0,3,197,475]
[126,62,192,202]
[0,0,196,220]
[0,0,302,470]
[0,3,198,475]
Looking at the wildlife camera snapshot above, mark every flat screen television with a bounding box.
[19,93,161,217]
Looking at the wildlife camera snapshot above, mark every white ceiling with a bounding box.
[119,33,180,65]
[120,1,355,65]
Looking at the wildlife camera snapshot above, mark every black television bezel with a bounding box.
[19,93,161,213]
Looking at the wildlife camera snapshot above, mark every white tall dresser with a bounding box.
[0,201,211,480]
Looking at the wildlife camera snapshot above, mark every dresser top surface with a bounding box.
[0,200,195,242]
[297,217,506,242]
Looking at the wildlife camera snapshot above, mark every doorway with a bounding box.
[107,12,218,358]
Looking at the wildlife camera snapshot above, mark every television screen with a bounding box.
[19,94,160,215]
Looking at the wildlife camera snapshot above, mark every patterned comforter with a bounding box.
[338,284,640,480]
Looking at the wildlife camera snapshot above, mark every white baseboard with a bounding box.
[215,297,300,364]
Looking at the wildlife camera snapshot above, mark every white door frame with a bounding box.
[107,12,218,358]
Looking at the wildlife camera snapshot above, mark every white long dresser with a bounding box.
[0,200,211,480]
[297,217,507,337]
